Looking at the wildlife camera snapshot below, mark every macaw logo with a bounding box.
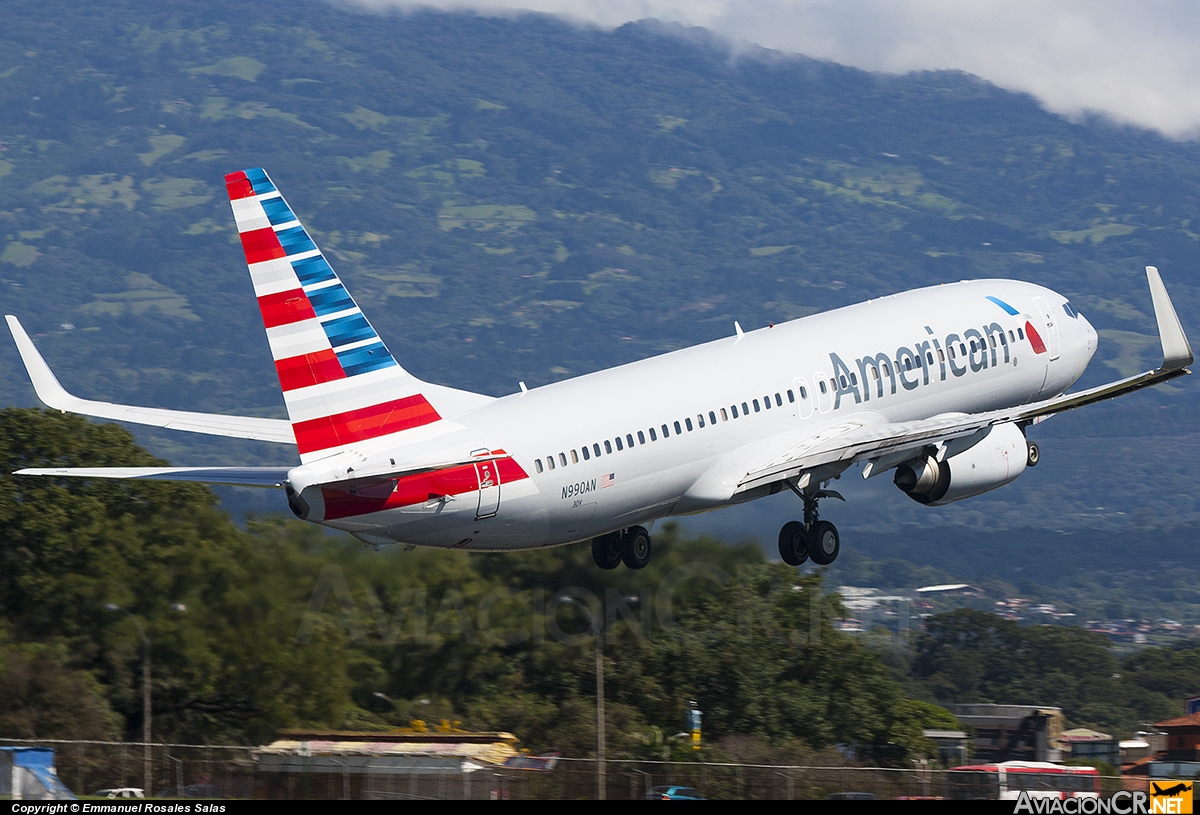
[826,297,1045,410]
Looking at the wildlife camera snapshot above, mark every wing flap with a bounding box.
[6,315,296,444]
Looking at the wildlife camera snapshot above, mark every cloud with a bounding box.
[347,0,1200,139]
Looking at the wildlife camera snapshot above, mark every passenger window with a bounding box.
[662,424,670,438]
[627,434,635,448]
[638,430,645,444]
[884,362,891,375]
[674,421,682,434]
[763,395,771,409]
[938,349,945,362]
[709,411,717,425]
[818,381,826,394]
[559,453,568,467]
[535,459,543,474]
[849,374,857,387]
[960,343,967,355]
[615,437,623,451]
[697,414,705,428]
[649,427,657,441]
[948,345,955,360]
[1000,333,1007,346]
[685,418,693,431]
[582,446,590,461]
[1018,328,1024,340]
[753,399,761,412]
[593,443,602,458]
[990,335,996,348]
[926,352,934,365]
[798,386,807,399]
[904,358,912,371]
[775,393,782,407]
[1009,330,1015,342]
[742,401,750,415]
[731,405,739,418]
[571,449,579,464]
[547,456,555,470]
[721,407,729,420]
[788,389,796,402]
[605,440,612,454]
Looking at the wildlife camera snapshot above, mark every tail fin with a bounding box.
[225,168,448,463]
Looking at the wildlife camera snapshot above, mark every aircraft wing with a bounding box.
[6,316,296,444]
[737,266,1192,492]
[12,466,292,487]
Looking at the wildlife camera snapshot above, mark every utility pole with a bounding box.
[106,602,185,796]
[596,623,606,801]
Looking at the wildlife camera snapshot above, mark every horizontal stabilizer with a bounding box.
[13,466,292,487]
[6,315,295,444]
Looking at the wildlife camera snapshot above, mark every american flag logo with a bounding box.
[600,473,615,489]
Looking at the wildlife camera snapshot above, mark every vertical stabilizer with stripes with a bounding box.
[226,168,442,463]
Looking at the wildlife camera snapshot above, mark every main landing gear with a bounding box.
[591,526,652,570]
[778,485,844,567]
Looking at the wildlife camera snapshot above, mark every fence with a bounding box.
[0,739,1139,800]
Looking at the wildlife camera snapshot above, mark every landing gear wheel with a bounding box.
[621,526,652,570]
[1026,440,1040,467]
[777,520,808,566]
[591,533,622,570]
[807,520,840,565]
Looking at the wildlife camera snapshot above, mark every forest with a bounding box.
[2,408,1196,763]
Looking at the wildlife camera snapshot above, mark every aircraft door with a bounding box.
[794,377,814,419]
[814,371,834,413]
[475,460,501,519]
[1032,297,1061,360]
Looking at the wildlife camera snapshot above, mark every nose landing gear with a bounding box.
[778,483,843,566]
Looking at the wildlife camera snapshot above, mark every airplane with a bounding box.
[5,167,1194,570]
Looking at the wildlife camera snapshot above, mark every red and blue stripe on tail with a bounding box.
[225,168,442,462]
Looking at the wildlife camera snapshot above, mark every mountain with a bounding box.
[1,0,1198,537]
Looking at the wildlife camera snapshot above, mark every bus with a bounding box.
[947,762,1101,800]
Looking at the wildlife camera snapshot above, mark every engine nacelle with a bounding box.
[894,422,1028,506]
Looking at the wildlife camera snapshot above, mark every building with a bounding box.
[253,729,545,800]
[1149,712,1200,779]
[0,747,75,800]
[1059,728,1119,768]
[945,704,1063,763]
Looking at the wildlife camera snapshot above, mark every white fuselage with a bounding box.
[305,279,1095,550]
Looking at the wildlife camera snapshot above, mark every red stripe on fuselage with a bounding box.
[224,171,255,200]
[258,288,317,329]
[320,459,530,521]
[275,349,346,391]
[239,227,286,265]
[1025,321,1048,354]
[292,395,442,456]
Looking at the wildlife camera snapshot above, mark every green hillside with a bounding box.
[0,0,1197,533]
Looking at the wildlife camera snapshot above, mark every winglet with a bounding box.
[1146,266,1193,370]
[5,315,77,411]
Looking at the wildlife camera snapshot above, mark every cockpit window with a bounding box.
[1063,301,1079,318]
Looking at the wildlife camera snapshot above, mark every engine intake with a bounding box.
[894,423,1028,506]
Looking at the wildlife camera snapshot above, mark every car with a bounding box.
[643,785,705,800]
[91,788,144,799]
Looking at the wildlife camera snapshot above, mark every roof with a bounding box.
[922,730,968,740]
[1060,727,1114,742]
[1153,712,1200,729]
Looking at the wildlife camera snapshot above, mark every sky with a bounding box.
[350,0,1200,140]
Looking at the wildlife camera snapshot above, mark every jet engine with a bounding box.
[894,422,1028,506]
